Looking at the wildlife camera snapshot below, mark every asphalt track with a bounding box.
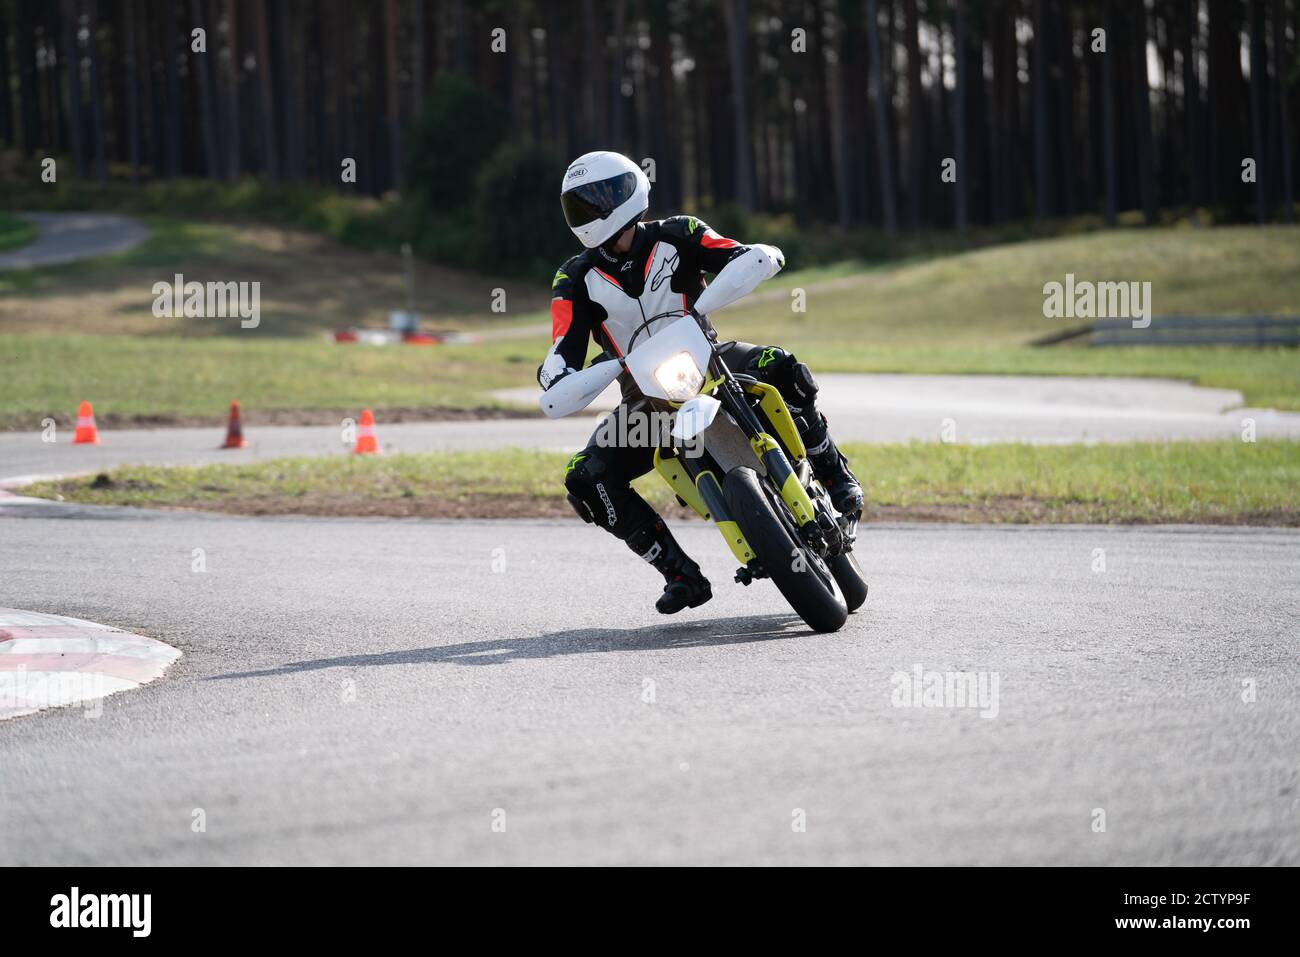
[4,373,1299,484]
[0,212,148,271]
[1,501,1296,865]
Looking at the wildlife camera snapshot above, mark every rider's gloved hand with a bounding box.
[538,352,577,390]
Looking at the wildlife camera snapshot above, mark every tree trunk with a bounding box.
[1181,0,1201,215]
[85,0,106,183]
[15,1,39,155]
[1102,0,1117,225]
[1032,0,1052,219]
[1248,0,1269,222]
[365,1,383,192]
[124,0,140,182]
[1273,0,1294,221]
[828,3,852,227]
[953,0,969,232]
[306,2,327,180]
[809,0,835,220]
[0,11,12,147]
[161,0,181,175]
[1054,0,1075,217]
[384,0,401,189]
[452,0,467,73]
[904,0,924,227]
[190,0,221,177]
[651,0,679,209]
[224,0,241,180]
[1207,0,1247,210]
[610,0,627,150]
[1130,0,1156,223]
[548,2,573,165]
[632,0,651,165]
[865,0,898,233]
[723,0,757,208]
[990,2,1016,222]
[581,0,604,152]
[334,0,351,184]
[412,0,425,120]
[274,0,302,180]
[254,0,277,180]
[61,0,86,177]
[143,9,164,175]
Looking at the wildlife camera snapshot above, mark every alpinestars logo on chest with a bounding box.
[649,249,679,292]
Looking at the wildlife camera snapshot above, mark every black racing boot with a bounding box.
[627,520,713,615]
[802,413,863,515]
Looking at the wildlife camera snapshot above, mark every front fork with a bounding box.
[748,432,817,528]
[708,353,828,554]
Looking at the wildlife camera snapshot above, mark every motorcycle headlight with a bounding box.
[653,351,704,402]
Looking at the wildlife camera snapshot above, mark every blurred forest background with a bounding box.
[1,0,1297,276]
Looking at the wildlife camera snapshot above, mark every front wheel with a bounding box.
[723,468,848,633]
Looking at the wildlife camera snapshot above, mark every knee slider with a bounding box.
[790,359,819,407]
[564,453,618,530]
[564,452,602,497]
[751,348,818,410]
[567,492,595,524]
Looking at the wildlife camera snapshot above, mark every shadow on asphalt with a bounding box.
[207,613,813,678]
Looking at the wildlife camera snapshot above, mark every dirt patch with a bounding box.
[138,493,700,522]
[864,499,1300,526]
[37,487,1296,526]
[1,405,539,432]
[133,494,546,519]
[89,472,160,492]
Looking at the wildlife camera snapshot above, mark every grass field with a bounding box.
[0,333,538,429]
[0,218,546,428]
[717,225,1300,409]
[2,220,1298,428]
[0,211,36,251]
[21,439,1300,526]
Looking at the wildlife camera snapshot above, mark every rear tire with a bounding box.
[829,549,869,612]
[723,468,848,633]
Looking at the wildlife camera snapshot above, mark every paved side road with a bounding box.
[0,212,148,271]
[0,508,1295,865]
[496,372,1300,444]
[4,373,1299,484]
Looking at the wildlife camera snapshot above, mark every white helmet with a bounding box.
[560,151,650,249]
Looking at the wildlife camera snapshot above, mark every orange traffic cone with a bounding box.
[73,401,100,444]
[220,400,248,449]
[353,408,381,455]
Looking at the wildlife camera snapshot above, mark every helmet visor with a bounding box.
[561,172,639,228]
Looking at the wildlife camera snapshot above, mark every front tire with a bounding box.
[723,468,848,633]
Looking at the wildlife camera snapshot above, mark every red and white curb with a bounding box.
[0,609,181,721]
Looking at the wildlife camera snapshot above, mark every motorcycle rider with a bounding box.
[540,150,862,615]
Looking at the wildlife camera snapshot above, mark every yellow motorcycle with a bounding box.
[541,310,867,633]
